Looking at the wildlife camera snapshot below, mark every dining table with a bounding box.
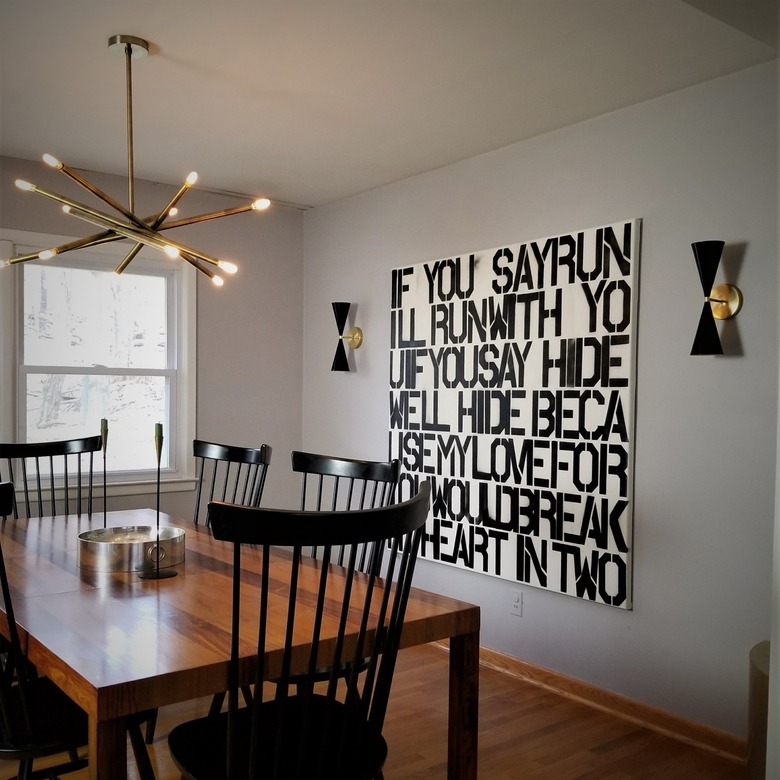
[0,508,480,779]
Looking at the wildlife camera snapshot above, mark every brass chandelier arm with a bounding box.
[63,205,182,256]
[159,200,269,230]
[9,183,130,264]
[8,199,206,265]
[47,232,122,254]
[16,180,159,245]
[116,243,144,275]
[116,173,198,274]
[8,222,151,266]
[8,232,123,265]
[179,251,222,283]
[7,250,51,265]
[45,156,142,227]
[151,174,198,230]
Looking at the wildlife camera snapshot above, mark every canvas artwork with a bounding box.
[389,220,641,608]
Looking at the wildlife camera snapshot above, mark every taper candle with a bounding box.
[155,422,163,464]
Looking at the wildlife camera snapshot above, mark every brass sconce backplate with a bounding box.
[708,284,742,320]
[343,326,364,350]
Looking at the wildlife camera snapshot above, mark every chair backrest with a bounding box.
[193,439,272,525]
[0,436,102,519]
[207,480,431,779]
[292,450,400,567]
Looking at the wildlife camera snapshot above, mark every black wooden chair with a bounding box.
[292,450,400,568]
[141,439,273,744]
[0,480,89,779]
[167,480,431,780]
[289,451,401,689]
[193,439,272,525]
[191,439,272,719]
[0,436,103,519]
[0,457,157,779]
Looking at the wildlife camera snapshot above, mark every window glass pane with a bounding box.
[25,373,169,471]
[23,265,167,369]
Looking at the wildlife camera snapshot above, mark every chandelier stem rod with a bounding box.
[125,42,135,213]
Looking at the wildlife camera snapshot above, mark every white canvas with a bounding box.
[390,219,640,608]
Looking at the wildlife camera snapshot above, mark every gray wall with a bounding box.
[0,155,305,515]
[300,63,778,737]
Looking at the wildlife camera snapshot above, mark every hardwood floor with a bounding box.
[3,643,747,779]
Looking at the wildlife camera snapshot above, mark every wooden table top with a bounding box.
[0,508,480,721]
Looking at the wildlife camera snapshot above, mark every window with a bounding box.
[1,229,196,485]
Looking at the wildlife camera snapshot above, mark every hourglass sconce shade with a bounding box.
[331,302,363,371]
[690,241,743,355]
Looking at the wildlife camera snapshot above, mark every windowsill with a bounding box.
[98,478,198,498]
[8,478,198,503]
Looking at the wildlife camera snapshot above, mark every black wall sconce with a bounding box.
[331,302,363,371]
[691,241,743,355]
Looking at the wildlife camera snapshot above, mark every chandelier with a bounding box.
[4,35,270,286]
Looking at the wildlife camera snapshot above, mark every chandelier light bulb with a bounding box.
[43,153,63,169]
[163,245,180,258]
[185,172,198,186]
[212,275,224,287]
[39,249,58,260]
[217,260,238,274]
[15,179,35,192]
[252,198,271,210]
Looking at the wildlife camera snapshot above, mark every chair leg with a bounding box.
[208,690,226,717]
[128,720,157,780]
[19,754,88,780]
[208,686,251,718]
[144,707,159,744]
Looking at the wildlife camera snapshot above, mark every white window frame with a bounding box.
[0,228,197,496]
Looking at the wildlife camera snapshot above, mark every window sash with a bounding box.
[1,229,196,486]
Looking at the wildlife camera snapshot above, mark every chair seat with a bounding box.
[0,677,88,762]
[168,694,387,780]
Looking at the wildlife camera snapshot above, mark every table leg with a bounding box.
[448,631,479,780]
[88,716,127,780]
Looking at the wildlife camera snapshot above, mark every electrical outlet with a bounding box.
[510,590,523,618]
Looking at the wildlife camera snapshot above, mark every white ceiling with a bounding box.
[0,1,776,209]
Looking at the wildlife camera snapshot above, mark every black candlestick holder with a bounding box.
[139,422,176,580]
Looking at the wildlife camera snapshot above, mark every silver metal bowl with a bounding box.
[78,525,185,572]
